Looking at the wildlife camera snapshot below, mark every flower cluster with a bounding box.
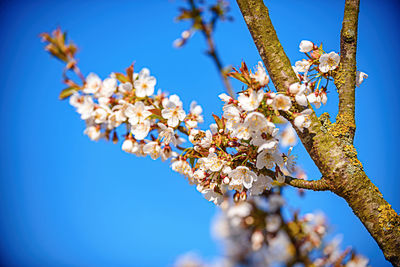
[292,40,367,111]
[175,194,369,267]
[65,58,306,205]
[65,54,321,207]
[43,29,370,267]
[44,30,368,206]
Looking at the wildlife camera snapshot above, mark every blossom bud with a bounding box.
[245,216,255,226]
[223,177,230,184]
[122,139,134,153]
[251,231,264,250]
[233,192,240,202]
[112,132,119,144]
[289,82,303,95]
[299,40,314,53]
[173,38,184,48]
[181,30,190,39]
[240,191,247,201]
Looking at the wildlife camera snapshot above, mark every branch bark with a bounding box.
[236,0,400,265]
[263,169,331,191]
[333,0,360,144]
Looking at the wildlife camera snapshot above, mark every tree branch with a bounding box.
[235,0,297,92]
[263,169,331,191]
[333,0,360,144]
[236,0,400,265]
[188,0,235,98]
[285,176,330,191]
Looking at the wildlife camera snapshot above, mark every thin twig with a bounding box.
[188,0,235,98]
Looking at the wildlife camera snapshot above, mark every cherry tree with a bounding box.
[41,0,399,266]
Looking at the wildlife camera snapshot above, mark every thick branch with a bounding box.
[333,0,360,143]
[236,0,400,265]
[235,0,298,92]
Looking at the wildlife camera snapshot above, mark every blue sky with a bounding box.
[0,0,399,266]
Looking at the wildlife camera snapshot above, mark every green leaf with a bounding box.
[189,157,195,168]
[114,72,129,83]
[212,114,223,130]
[59,86,78,100]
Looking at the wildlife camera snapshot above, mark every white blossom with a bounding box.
[134,68,156,98]
[346,255,369,267]
[84,125,101,141]
[266,214,281,232]
[281,125,297,147]
[171,159,192,178]
[272,94,292,111]
[93,105,110,124]
[186,101,204,128]
[319,52,340,73]
[157,123,177,146]
[299,40,314,53]
[69,93,81,108]
[238,89,264,111]
[162,96,186,127]
[131,120,151,140]
[295,93,308,106]
[108,102,130,128]
[209,123,218,135]
[251,135,278,149]
[307,91,327,108]
[118,82,133,94]
[285,147,296,173]
[204,152,226,172]
[83,73,102,94]
[160,147,177,162]
[256,150,283,170]
[294,109,312,132]
[288,82,308,106]
[125,101,152,125]
[228,166,257,189]
[99,77,117,97]
[294,59,311,73]
[231,124,251,140]
[276,171,285,183]
[356,71,368,87]
[244,112,268,132]
[200,188,224,205]
[218,93,232,103]
[143,141,161,160]
[193,169,206,181]
[223,105,241,131]
[227,202,252,219]
[77,95,95,120]
[250,61,269,86]
[257,140,278,153]
[289,82,305,95]
[122,139,134,153]
[249,174,273,195]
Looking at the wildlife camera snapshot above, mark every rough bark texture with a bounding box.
[236,0,400,265]
[333,0,359,144]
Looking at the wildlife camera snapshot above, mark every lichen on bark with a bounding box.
[236,0,400,265]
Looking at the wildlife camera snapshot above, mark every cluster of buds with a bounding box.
[175,192,368,267]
